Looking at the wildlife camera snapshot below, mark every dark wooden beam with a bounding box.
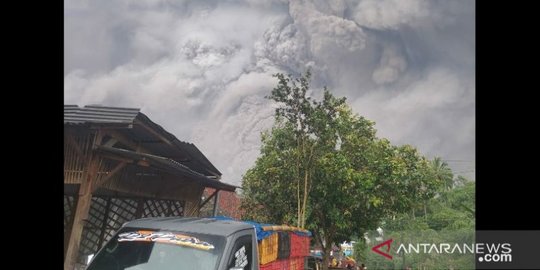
[102,129,146,153]
[103,137,118,147]
[212,190,220,217]
[135,119,174,147]
[93,161,127,192]
[98,153,135,164]
[199,189,218,209]
[103,128,191,163]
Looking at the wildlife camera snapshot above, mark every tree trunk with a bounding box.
[321,241,332,270]
[296,138,302,228]
[297,173,301,227]
[300,143,315,228]
[301,169,309,228]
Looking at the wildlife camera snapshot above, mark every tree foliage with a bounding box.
[241,71,442,269]
[431,157,454,191]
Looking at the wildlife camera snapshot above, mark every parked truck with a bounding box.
[86,216,312,270]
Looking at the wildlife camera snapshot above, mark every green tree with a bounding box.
[241,71,440,270]
[265,71,324,228]
[431,157,454,191]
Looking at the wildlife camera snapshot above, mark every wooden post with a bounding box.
[212,190,220,217]
[64,132,102,270]
[135,198,145,219]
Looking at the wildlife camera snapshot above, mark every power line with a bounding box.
[454,170,474,174]
[443,160,475,163]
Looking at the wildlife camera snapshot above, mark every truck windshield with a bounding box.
[87,227,226,270]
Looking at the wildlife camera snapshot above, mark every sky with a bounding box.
[64,0,475,186]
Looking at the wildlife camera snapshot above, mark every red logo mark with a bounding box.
[371,239,393,260]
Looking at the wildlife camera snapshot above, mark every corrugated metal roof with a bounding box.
[64,104,222,177]
[64,105,140,124]
[96,146,237,192]
[134,112,222,175]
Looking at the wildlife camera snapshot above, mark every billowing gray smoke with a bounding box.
[64,0,475,185]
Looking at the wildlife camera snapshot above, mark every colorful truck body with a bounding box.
[86,217,311,270]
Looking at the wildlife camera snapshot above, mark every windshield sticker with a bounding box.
[117,230,215,250]
[234,246,248,268]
